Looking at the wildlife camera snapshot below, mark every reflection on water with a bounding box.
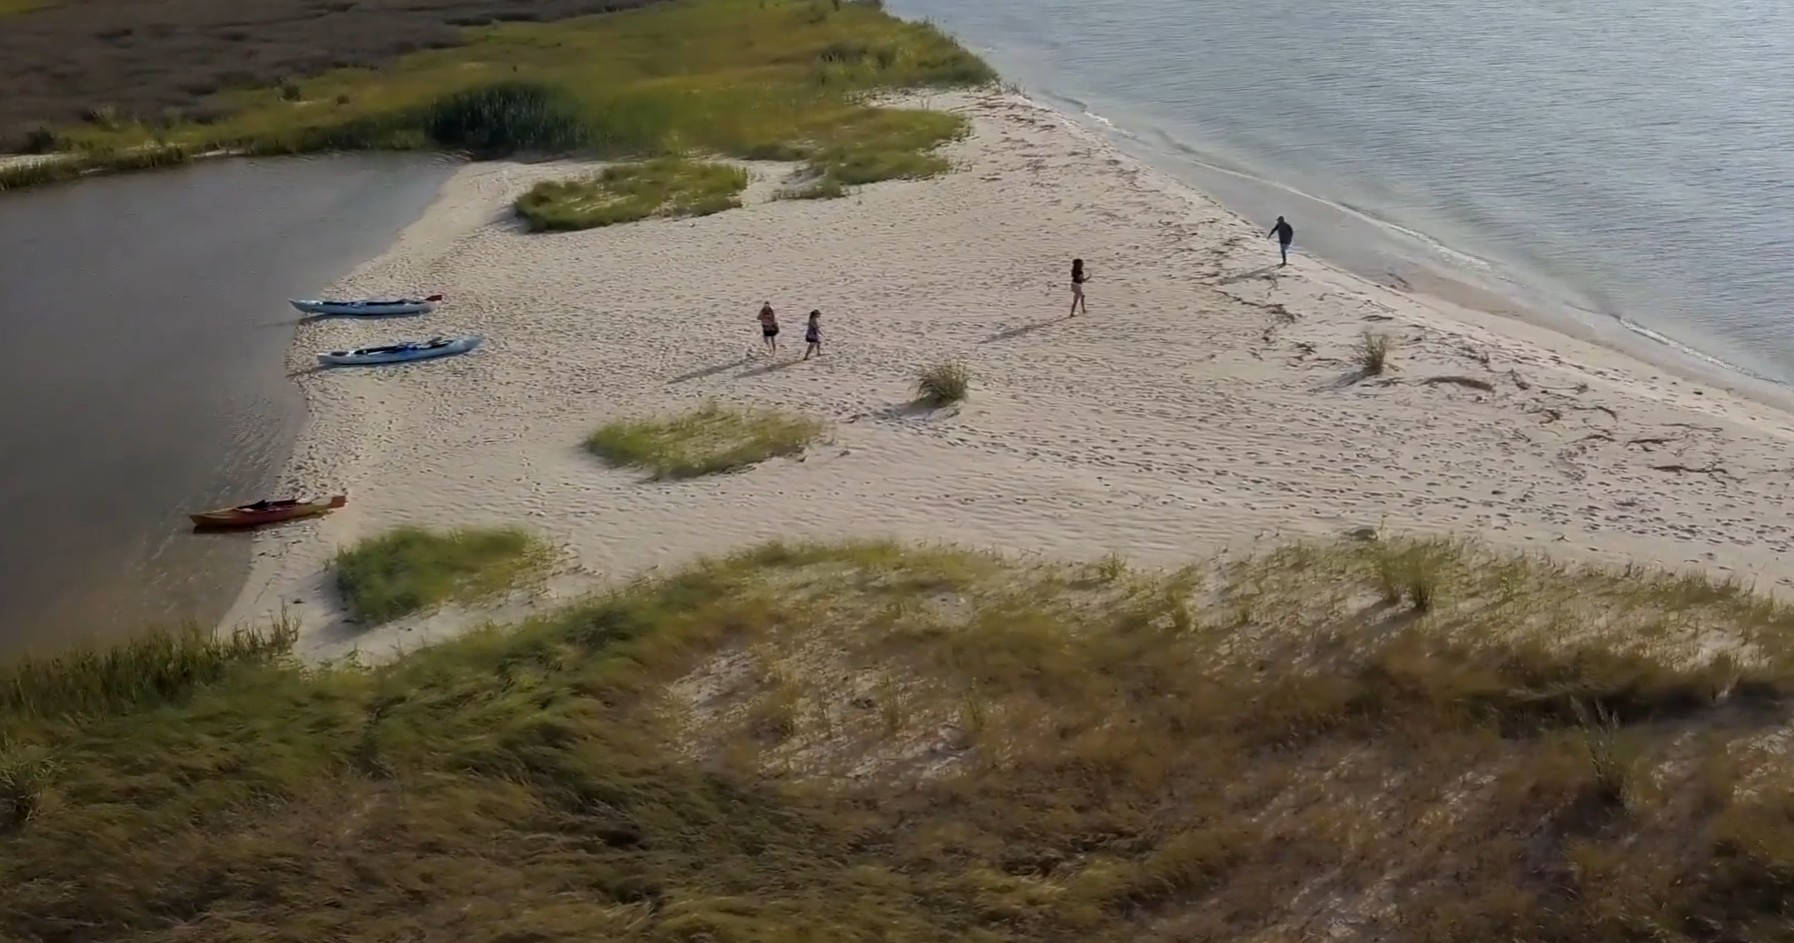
[0,154,454,655]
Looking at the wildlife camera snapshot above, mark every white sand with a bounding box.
[223,91,1794,660]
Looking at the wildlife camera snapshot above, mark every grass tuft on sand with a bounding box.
[332,526,552,623]
[916,360,970,406]
[30,0,992,192]
[587,402,826,479]
[515,158,749,231]
[1358,330,1393,375]
[8,537,1794,940]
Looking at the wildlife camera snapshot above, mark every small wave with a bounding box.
[1618,318,1782,386]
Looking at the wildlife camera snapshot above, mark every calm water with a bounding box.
[0,155,452,654]
[891,0,1794,383]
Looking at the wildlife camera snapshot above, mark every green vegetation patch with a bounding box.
[587,402,825,478]
[7,539,1794,939]
[333,525,552,623]
[516,158,749,231]
[37,0,992,193]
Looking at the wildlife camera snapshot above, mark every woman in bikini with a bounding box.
[757,302,780,354]
[1070,258,1088,316]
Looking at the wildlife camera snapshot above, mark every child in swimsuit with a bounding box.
[804,310,823,360]
[758,302,779,353]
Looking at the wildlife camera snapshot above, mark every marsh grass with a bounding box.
[0,144,197,192]
[587,402,826,479]
[35,0,992,191]
[515,158,749,231]
[0,619,296,721]
[916,360,970,406]
[10,538,1794,940]
[332,526,552,623]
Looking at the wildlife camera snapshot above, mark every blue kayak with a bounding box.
[317,334,483,367]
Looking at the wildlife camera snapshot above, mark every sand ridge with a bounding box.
[223,91,1794,660]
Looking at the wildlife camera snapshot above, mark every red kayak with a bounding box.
[190,495,346,529]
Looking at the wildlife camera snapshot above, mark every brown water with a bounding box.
[0,154,455,655]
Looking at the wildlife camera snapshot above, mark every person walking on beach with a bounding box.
[804,309,823,360]
[1269,216,1295,266]
[757,302,780,354]
[1070,258,1089,316]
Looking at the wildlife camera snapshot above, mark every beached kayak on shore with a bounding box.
[317,334,483,367]
[290,294,443,317]
[190,495,346,529]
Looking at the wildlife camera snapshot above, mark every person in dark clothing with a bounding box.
[1269,216,1294,266]
[804,309,823,360]
[1070,258,1089,316]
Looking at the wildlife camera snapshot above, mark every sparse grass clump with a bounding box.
[515,158,749,231]
[10,539,1794,940]
[332,525,551,623]
[916,360,970,406]
[1358,330,1393,375]
[31,0,992,191]
[587,402,826,479]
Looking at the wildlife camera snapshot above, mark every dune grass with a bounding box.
[1358,330,1393,375]
[0,619,297,723]
[515,157,750,231]
[25,0,991,193]
[587,402,825,479]
[6,538,1794,940]
[916,360,970,405]
[332,525,552,623]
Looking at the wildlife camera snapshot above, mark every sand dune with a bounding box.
[224,91,1794,660]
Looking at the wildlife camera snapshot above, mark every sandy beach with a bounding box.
[224,90,1794,660]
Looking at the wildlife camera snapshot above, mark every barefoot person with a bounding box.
[757,302,779,354]
[1269,216,1295,266]
[1070,258,1088,316]
[804,309,823,360]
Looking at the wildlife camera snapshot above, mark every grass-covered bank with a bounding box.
[3,0,992,193]
[516,158,749,231]
[7,537,1794,940]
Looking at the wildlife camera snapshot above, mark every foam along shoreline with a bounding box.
[222,89,1794,661]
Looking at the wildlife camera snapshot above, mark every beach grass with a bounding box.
[916,360,970,405]
[1358,330,1393,375]
[515,158,750,231]
[7,538,1794,939]
[587,402,826,478]
[32,0,992,192]
[332,526,552,623]
[0,619,296,722]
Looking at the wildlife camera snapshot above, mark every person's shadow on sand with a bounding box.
[982,317,1068,344]
[737,358,801,378]
[1214,264,1282,286]
[667,356,750,384]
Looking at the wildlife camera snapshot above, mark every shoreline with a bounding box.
[224,89,1794,660]
[1027,94,1794,422]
